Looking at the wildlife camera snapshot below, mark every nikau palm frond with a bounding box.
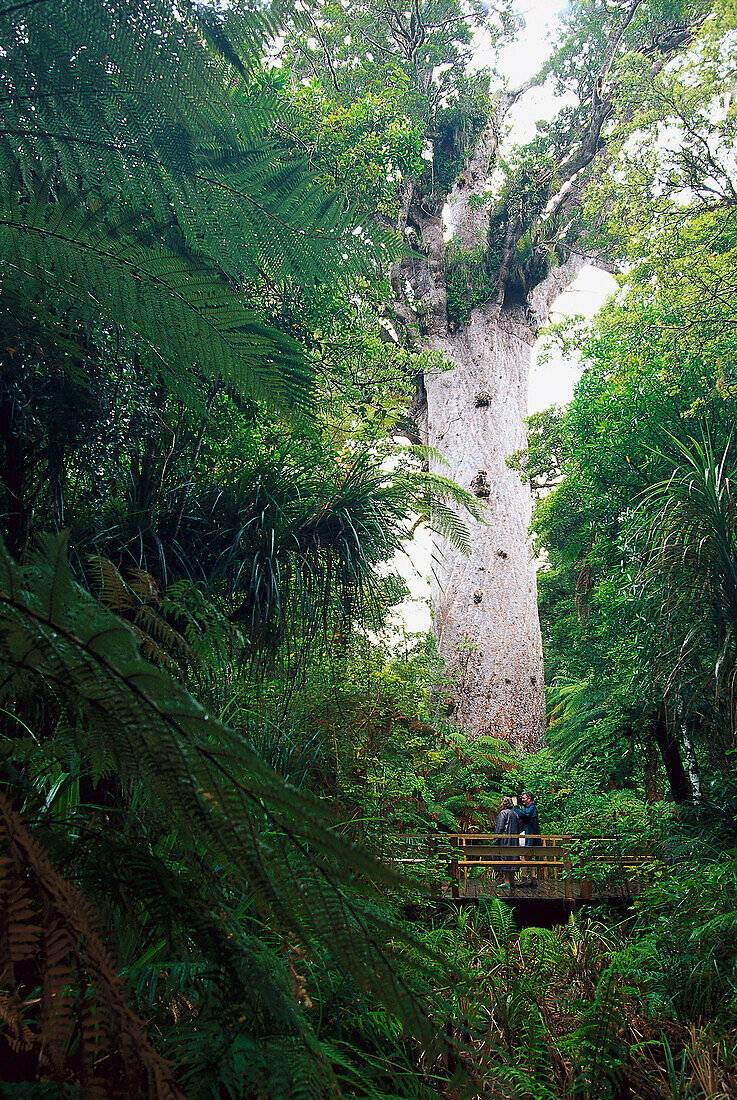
[161,448,482,660]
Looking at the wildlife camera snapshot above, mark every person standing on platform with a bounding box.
[493,796,520,888]
[515,790,541,887]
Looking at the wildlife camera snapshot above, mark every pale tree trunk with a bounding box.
[422,268,581,751]
[400,117,585,751]
[424,309,545,749]
[388,0,699,750]
[380,5,706,750]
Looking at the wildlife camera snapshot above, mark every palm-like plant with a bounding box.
[638,431,737,740]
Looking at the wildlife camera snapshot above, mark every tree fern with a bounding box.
[0,0,394,284]
[0,532,452,1064]
[86,555,194,673]
[30,793,346,1097]
[0,176,310,408]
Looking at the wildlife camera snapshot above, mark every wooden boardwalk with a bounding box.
[393,833,652,904]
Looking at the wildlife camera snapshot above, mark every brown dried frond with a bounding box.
[136,604,192,657]
[126,566,162,603]
[686,1024,734,1098]
[86,554,137,612]
[87,554,194,674]
[0,989,33,1053]
[0,792,187,1099]
[40,919,75,1079]
[282,936,313,1009]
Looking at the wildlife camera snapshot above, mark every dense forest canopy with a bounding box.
[1,0,737,1097]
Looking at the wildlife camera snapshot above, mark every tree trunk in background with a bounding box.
[404,144,584,749]
[651,708,692,805]
[425,310,544,748]
[424,288,579,750]
[382,10,704,751]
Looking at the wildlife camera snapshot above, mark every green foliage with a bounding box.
[507,404,567,491]
[3,2,737,1095]
[0,3,486,1092]
[279,628,514,846]
[0,0,384,283]
[0,0,396,416]
[429,77,491,193]
[281,0,493,152]
[0,177,308,409]
[0,532,467,1094]
[288,87,427,219]
[444,244,496,327]
[629,841,737,1026]
[528,209,737,797]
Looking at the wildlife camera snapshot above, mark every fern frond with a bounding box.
[0,792,186,1098]
[485,897,517,949]
[392,466,485,556]
[395,443,450,468]
[0,177,310,408]
[0,533,452,1061]
[427,499,473,556]
[0,0,395,286]
[86,555,137,613]
[410,470,487,522]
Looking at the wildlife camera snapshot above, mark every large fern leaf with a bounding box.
[0,178,310,407]
[0,0,394,285]
[0,532,450,1059]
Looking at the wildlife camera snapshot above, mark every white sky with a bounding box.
[390,1,619,633]
[491,0,564,83]
[529,264,617,413]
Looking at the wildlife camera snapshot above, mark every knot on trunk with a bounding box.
[470,470,490,498]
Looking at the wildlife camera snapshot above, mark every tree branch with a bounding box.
[304,13,341,95]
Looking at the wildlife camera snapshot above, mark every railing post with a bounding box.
[563,843,574,902]
[450,857,459,899]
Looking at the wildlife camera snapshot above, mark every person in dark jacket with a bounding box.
[515,791,541,886]
[493,796,520,888]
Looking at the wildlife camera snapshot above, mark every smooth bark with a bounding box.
[399,114,584,748]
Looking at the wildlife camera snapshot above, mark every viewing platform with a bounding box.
[392,833,654,911]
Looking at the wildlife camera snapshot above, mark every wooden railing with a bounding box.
[392,833,654,901]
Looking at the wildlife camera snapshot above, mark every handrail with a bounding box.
[389,832,656,901]
[437,834,644,842]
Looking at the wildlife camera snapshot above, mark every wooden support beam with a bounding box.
[563,852,574,902]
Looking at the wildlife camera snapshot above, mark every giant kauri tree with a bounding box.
[283,0,714,749]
